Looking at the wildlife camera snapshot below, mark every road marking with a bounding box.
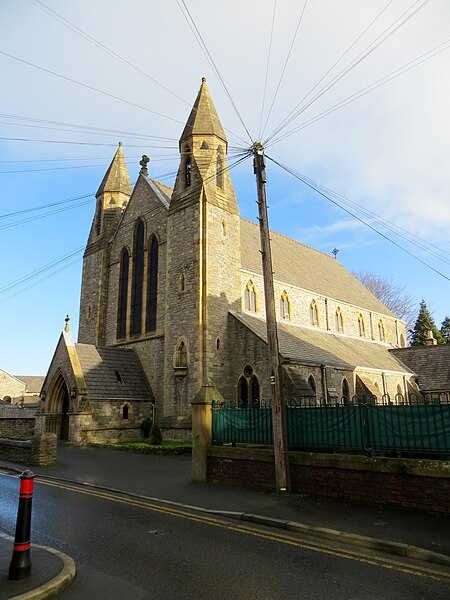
[31,476,450,583]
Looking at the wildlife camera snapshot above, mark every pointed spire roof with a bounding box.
[96,142,132,198]
[179,78,227,147]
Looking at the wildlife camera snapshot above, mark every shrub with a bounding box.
[140,417,153,439]
[149,423,162,445]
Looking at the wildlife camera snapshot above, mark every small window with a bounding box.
[95,200,102,236]
[310,300,319,326]
[378,320,385,342]
[185,146,192,188]
[280,291,290,320]
[216,148,224,188]
[216,338,220,351]
[122,404,129,420]
[244,280,257,312]
[115,370,124,383]
[87,304,92,320]
[221,218,226,237]
[178,272,186,293]
[335,308,344,333]
[358,314,365,337]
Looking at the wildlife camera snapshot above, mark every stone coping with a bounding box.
[207,446,450,478]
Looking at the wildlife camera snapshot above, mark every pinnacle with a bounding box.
[96,142,132,198]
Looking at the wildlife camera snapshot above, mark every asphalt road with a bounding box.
[1,473,449,600]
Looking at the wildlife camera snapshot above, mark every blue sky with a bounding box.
[1,0,450,374]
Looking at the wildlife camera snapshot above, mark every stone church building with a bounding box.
[40,79,415,443]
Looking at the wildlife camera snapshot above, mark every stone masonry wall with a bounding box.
[0,370,25,401]
[241,271,407,348]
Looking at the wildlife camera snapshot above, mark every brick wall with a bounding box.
[207,447,450,514]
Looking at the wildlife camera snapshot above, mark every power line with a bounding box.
[260,0,309,139]
[0,117,177,142]
[266,0,396,142]
[0,49,185,126]
[0,199,93,231]
[0,162,112,174]
[0,137,176,149]
[27,0,192,107]
[177,0,253,144]
[258,0,277,139]
[266,0,432,143]
[0,193,95,220]
[265,154,450,283]
[268,37,450,146]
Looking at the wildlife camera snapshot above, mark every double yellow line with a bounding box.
[35,476,450,583]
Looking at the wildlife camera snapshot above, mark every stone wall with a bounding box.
[240,270,407,347]
[0,433,57,466]
[207,447,450,514]
[0,370,25,401]
[0,406,36,439]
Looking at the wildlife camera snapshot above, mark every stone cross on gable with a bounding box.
[139,155,150,176]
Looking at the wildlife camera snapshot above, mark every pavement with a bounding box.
[1,443,450,598]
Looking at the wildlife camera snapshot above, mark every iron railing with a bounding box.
[212,393,450,457]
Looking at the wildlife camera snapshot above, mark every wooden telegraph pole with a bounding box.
[253,141,290,493]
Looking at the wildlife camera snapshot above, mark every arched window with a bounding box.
[308,375,316,396]
[280,291,290,320]
[175,340,187,367]
[310,300,319,326]
[95,200,102,236]
[335,307,344,333]
[130,220,145,336]
[396,384,403,404]
[358,314,365,337]
[185,146,192,188]
[378,320,385,342]
[117,249,129,339]
[122,404,129,420]
[216,148,224,188]
[244,280,257,312]
[342,379,350,404]
[237,366,260,407]
[146,235,158,333]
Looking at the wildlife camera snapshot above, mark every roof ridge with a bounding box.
[240,217,335,260]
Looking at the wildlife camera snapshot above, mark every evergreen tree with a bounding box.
[441,316,450,343]
[409,300,445,345]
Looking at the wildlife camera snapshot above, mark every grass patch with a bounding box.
[116,440,191,449]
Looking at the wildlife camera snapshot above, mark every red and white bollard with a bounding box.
[9,470,35,580]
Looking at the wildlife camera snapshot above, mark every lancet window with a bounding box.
[130,220,145,336]
[117,248,129,339]
[310,300,319,326]
[146,235,158,333]
[244,280,257,313]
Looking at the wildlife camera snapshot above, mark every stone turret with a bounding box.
[163,79,242,421]
[78,143,132,345]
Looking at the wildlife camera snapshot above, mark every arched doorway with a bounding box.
[46,374,70,441]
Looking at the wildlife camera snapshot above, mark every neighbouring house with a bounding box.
[40,78,416,444]
[0,369,44,406]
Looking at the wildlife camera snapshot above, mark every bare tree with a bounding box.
[353,271,416,330]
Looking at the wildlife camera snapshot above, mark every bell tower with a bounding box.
[163,78,242,420]
[78,142,132,345]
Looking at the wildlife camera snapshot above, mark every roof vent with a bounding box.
[114,370,124,383]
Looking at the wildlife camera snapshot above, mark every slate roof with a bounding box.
[96,142,132,198]
[240,219,397,318]
[390,345,450,392]
[14,376,44,393]
[233,312,412,373]
[75,344,152,400]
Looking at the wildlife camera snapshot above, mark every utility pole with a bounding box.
[253,141,290,494]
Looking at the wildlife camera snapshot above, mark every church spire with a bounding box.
[169,79,238,215]
[179,77,227,150]
[96,141,132,199]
